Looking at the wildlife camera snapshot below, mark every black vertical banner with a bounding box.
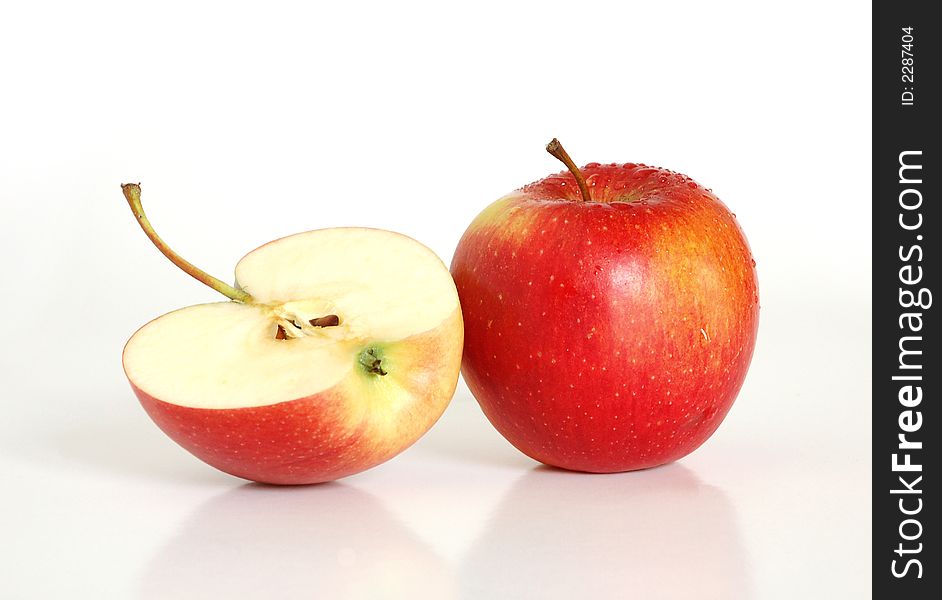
[874,2,938,596]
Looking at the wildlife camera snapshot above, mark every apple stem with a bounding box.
[121,183,253,303]
[546,138,591,202]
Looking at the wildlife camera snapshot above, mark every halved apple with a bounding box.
[121,184,463,484]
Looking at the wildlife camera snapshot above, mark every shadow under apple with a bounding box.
[410,392,538,470]
[50,406,231,485]
[141,483,457,600]
[460,463,752,600]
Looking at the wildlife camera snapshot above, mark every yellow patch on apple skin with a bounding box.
[463,194,536,241]
[346,307,464,451]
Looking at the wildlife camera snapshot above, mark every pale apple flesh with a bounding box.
[451,163,759,473]
[124,228,463,484]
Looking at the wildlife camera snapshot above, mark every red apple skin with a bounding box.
[133,384,372,485]
[128,309,463,485]
[451,163,759,473]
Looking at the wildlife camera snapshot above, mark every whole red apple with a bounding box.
[451,140,759,472]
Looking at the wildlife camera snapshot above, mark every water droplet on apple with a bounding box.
[750,259,757,267]
[585,162,601,169]
[686,181,698,188]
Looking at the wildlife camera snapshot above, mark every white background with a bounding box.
[0,1,871,598]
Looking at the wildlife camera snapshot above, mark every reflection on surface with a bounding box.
[142,484,456,600]
[53,415,230,485]
[462,464,752,599]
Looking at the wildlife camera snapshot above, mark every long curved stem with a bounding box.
[121,183,253,303]
[546,138,591,202]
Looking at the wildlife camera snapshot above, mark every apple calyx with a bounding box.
[358,347,388,376]
[545,138,591,202]
[122,183,253,303]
